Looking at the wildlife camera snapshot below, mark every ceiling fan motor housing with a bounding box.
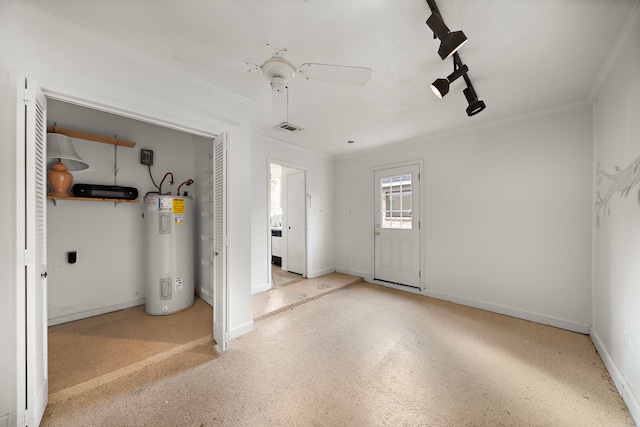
[270,77,288,93]
[261,57,296,93]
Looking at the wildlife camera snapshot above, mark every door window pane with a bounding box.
[380,174,412,229]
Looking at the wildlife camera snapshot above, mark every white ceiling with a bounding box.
[17,0,638,157]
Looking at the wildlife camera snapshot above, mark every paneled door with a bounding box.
[286,171,305,275]
[373,164,421,288]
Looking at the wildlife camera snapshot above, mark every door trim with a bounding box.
[371,160,424,291]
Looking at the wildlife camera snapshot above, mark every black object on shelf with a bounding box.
[72,184,138,200]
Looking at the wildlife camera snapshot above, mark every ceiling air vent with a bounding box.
[275,122,303,133]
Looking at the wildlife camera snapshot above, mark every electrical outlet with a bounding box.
[140,149,154,166]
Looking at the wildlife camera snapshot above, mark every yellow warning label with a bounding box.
[172,198,185,214]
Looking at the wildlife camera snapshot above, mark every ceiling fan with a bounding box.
[173,0,372,119]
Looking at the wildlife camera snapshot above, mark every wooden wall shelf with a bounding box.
[47,195,139,205]
[47,125,136,148]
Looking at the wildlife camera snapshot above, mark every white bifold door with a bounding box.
[16,76,49,426]
[373,164,421,288]
[196,132,229,352]
[212,133,229,351]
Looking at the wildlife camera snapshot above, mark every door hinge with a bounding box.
[419,270,421,278]
[224,236,229,246]
[21,249,34,266]
[19,88,32,105]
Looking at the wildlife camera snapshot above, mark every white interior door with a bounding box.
[286,171,305,275]
[374,164,421,288]
[212,133,229,351]
[16,76,48,426]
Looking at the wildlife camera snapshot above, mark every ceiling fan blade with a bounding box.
[262,0,292,53]
[297,64,372,86]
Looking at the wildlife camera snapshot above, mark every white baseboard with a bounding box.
[48,298,145,326]
[252,282,271,294]
[421,288,591,334]
[336,267,370,281]
[591,329,640,425]
[230,320,254,340]
[307,266,336,279]
[360,278,591,335]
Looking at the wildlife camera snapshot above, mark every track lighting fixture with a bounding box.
[430,78,450,98]
[426,12,468,60]
[463,84,486,117]
[425,0,486,116]
[430,55,468,98]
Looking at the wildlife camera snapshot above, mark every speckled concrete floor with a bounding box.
[42,282,635,426]
[253,271,363,321]
[47,272,361,403]
[48,296,212,394]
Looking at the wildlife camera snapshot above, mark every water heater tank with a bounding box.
[144,195,194,315]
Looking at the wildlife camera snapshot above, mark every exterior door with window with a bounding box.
[374,164,421,288]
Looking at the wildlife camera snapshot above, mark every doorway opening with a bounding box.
[45,99,220,398]
[267,162,307,289]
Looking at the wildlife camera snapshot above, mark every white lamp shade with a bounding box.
[47,133,89,171]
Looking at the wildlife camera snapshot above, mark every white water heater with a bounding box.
[144,195,194,315]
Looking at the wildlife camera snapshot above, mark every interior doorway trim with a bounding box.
[42,86,220,139]
[265,158,308,292]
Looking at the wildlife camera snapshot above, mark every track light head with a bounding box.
[463,86,486,116]
[430,60,468,99]
[426,13,468,60]
[430,78,449,98]
[439,31,467,60]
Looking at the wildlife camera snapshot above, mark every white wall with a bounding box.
[47,99,203,324]
[591,8,640,422]
[336,105,594,333]
[0,3,253,424]
[251,134,335,293]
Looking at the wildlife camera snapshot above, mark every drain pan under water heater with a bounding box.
[144,195,194,315]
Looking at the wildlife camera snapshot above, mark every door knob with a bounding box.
[374,231,380,236]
